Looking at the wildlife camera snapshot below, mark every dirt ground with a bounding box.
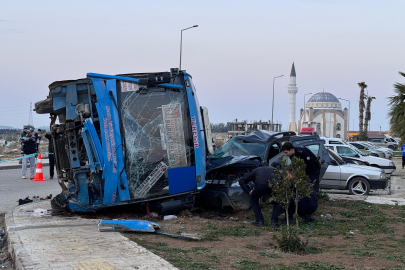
[71,195,405,269]
[0,214,13,270]
[110,197,405,270]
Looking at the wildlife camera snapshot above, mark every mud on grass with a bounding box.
[124,200,405,270]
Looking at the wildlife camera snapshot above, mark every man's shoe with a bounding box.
[251,220,264,227]
[280,217,295,225]
[22,175,26,179]
[304,214,315,223]
[49,176,53,179]
[30,176,35,180]
[271,219,280,228]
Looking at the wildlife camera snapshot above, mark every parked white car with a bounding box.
[321,137,396,175]
[349,141,393,159]
[321,150,388,195]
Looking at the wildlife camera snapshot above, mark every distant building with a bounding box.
[298,92,348,139]
[287,63,298,133]
[227,120,282,136]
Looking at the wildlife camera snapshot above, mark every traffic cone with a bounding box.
[32,153,45,181]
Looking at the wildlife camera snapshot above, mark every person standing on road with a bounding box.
[401,142,405,169]
[239,166,275,227]
[272,142,321,226]
[44,132,55,179]
[18,127,28,165]
[21,129,37,179]
[35,129,42,152]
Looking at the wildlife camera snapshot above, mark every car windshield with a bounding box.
[210,137,267,160]
[336,145,363,156]
[328,149,345,165]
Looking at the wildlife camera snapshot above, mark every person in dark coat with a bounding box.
[272,142,321,226]
[21,129,37,179]
[18,127,28,165]
[239,166,275,227]
[44,132,55,179]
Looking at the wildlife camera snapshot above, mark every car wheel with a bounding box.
[348,177,370,196]
[388,145,394,150]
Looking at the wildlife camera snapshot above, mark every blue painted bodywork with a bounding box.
[45,71,207,212]
[168,166,196,195]
[184,73,206,190]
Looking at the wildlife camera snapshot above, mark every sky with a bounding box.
[0,0,404,132]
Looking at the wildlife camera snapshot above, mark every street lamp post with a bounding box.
[338,98,350,140]
[272,75,284,131]
[303,93,312,123]
[179,25,198,70]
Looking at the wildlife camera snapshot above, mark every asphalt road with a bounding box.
[0,168,61,214]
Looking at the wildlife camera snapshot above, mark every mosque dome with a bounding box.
[307,92,339,103]
[306,92,342,110]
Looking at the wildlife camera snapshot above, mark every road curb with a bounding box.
[0,164,49,171]
[5,205,35,270]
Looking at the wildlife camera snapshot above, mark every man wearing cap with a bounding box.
[21,129,37,179]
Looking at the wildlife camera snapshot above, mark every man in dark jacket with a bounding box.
[21,129,37,179]
[272,142,321,225]
[239,167,275,227]
[44,132,55,179]
[18,127,28,165]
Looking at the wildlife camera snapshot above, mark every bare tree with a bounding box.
[358,82,368,140]
[364,95,375,132]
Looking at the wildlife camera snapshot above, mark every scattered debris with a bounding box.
[163,215,177,221]
[229,217,238,221]
[329,198,336,202]
[18,196,33,205]
[325,214,332,219]
[33,208,51,217]
[99,220,161,232]
[349,231,355,235]
[17,194,53,206]
[155,231,202,241]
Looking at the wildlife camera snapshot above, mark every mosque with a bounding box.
[287,63,349,139]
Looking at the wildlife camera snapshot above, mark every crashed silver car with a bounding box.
[322,150,388,195]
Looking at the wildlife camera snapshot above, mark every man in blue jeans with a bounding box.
[20,129,37,179]
[401,142,405,169]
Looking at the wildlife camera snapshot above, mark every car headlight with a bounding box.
[389,162,395,166]
[380,172,386,179]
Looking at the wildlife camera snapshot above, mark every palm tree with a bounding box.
[388,72,405,141]
[358,82,367,140]
[364,96,375,132]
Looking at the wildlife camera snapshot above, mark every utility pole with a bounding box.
[179,25,198,70]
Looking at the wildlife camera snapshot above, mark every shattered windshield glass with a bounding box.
[210,137,266,160]
[117,78,194,200]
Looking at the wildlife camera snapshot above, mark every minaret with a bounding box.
[287,63,298,132]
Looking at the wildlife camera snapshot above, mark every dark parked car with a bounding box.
[196,131,330,211]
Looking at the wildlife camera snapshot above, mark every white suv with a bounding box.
[321,137,396,175]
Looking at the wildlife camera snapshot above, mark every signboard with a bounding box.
[134,162,168,198]
[162,103,187,168]
[301,127,314,133]
[121,81,139,92]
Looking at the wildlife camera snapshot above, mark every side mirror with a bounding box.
[330,160,338,166]
[355,154,360,158]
